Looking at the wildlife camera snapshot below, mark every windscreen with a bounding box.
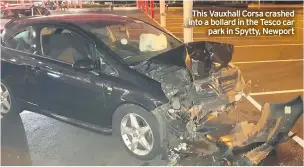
[78,20,182,65]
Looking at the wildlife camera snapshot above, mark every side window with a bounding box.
[38,7,50,16]
[4,26,38,54]
[40,26,93,64]
[33,8,41,16]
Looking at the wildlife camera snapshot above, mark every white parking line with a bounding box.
[166,26,304,30]
[250,89,304,96]
[169,31,207,34]
[244,94,304,148]
[233,59,304,64]
[192,36,290,40]
[235,44,304,47]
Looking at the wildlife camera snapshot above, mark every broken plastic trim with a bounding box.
[218,96,303,166]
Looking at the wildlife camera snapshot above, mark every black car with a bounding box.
[0,14,184,160]
[2,14,300,164]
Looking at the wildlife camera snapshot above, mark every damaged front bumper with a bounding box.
[162,95,303,166]
[224,95,303,166]
[152,64,303,166]
[140,41,302,165]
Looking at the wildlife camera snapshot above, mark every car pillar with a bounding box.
[42,0,45,8]
[183,0,193,43]
[79,0,82,8]
[56,0,59,10]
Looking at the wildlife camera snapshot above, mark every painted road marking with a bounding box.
[191,36,298,39]
[235,44,304,47]
[233,59,304,64]
[165,26,304,30]
[169,31,207,34]
[245,94,304,148]
[250,89,304,96]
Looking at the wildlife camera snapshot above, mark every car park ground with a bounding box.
[1,6,303,166]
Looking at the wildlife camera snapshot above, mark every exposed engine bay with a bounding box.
[135,41,303,165]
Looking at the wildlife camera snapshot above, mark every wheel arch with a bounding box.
[111,101,168,148]
[111,101,152,131]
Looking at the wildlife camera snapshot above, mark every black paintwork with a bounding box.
[1,14,173,132]
[1,14,235,133]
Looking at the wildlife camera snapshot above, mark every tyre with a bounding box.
[112,104,162,161]
[1,80,21,118]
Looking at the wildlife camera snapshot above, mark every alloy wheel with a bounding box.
[120,113,154,156]
[0,83,11,114]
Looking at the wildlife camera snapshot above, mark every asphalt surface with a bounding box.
[1,7,303,166]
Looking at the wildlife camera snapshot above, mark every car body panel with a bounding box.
[1,16,169,127]
[1,47,31,103]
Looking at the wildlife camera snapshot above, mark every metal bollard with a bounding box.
[160,0,166,28]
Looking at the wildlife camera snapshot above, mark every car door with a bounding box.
[1,26,41,107]
[30,25,107,125]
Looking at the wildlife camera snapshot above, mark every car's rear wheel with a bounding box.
[113,104,162,161]
[1,81,21,118]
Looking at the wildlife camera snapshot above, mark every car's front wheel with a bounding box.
[113,104,162,161]
[1,81,20,118]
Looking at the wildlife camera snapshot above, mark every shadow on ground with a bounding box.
[1,114,32,165]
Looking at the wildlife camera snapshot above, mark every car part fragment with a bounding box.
[161,96,303,166]
[136,41,303,165]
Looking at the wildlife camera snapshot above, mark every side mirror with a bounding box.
[72,58,95,72]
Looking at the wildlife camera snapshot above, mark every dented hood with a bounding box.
[148,41,234,70]
[135,41,237,100]
[136,41,234,83]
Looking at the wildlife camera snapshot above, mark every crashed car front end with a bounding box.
[135,41,303,166]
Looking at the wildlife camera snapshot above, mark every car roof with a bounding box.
[7,13,139,27]
[2,6,33,10]
[24,13,135,23]
[2,14,144,41]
